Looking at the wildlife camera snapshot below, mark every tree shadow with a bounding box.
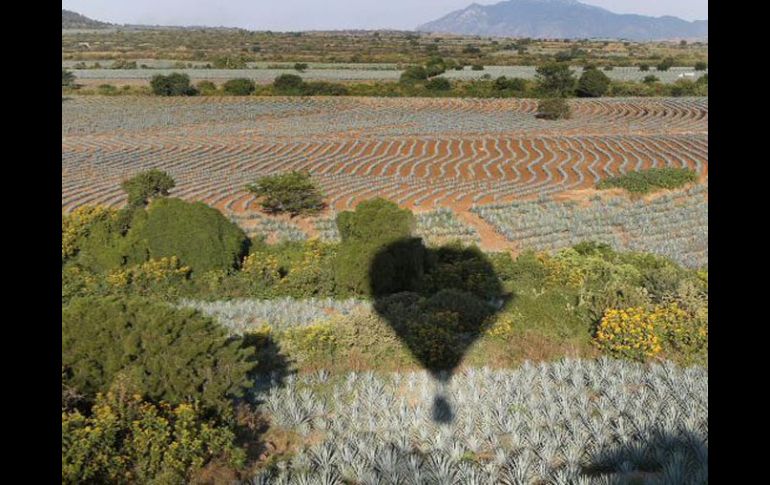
[237,333,296,464]
[369,238,509,423]
[582,428,708,483]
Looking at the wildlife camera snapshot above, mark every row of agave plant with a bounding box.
[472,184,707,269]
[62,96,707,139]
[247,358,707,484]
[180,297,366,334]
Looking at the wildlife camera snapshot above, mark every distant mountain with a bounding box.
[417,0,707,41]
[62,9,112,29]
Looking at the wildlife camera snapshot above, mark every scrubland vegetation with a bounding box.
[62,170,707,482]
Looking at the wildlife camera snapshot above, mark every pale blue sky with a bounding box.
[62,0,708,31]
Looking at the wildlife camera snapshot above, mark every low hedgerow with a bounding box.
[597,167,698,194]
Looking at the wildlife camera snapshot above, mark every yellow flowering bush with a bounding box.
[62,205,118,260]
[595,306,663,361]
[280,322,337,361]
[241,250,281,284]
[595,303,707,362]
[62,388,244,484]
[656,302,708,361]
[538,251,586,288]
[107,256,191,289]
[486,312,520,340]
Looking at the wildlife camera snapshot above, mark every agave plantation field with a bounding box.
[65,64,706,85]
[62,94,707,264]
[248,359,707,484]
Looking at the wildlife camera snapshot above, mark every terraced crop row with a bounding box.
[62,96,707,138]
[472,184,708,268]
[62,133,708,213]
[248,359,707,484]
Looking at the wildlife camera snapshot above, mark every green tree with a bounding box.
[121,169,176,209]
[694,61,708,71]
[222,78,256,95]
[576,68,610,97]
[535,62,576,96]
[150,73,198,96]
[273,73,305,93]
[294,62,309,72]
[334,198,416,295]
[62,296,255,411]
[125,198,249,273]
[246,171,325,216]
[536,97,571,120]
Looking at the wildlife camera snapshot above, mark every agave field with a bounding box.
[181,297,366,334]
[65,65,706,84]
[62,95,707,253]
[472,184,707,268]
[248,359,707,484]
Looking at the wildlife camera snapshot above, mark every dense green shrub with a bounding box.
[639,64,650,71]
[643,75,659,84]
[222,78,256,96]
[334,199,415,295]
[125,198,249,273]
[62,379,245,484]
[294,62,308,72]
[62,296,255,411]
[656,57,675,71]
[246,171,325,216]
[150,73,198,96]
[400,66,429,83]
[535,62,576,96]
[471,64,485,71]
[536,98,571,120]
[302,81,349,96]
[72,214,129,273]
[63,206,119,262]
[694,61,708,71]
[576,68,610,97]
[273,73,305,93]
[597,167,698,194]
[425,77,451,91]
[494,76,526,91]
[670,79,702,97]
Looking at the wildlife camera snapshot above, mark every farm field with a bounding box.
[64,65,706,84]
[62,94,707,264]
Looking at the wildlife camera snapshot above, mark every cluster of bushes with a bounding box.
[272,74,349,96]
[70,68,707,99]
[597,167,699,194]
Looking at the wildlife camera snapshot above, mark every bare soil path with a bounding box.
[455,210,517,253]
